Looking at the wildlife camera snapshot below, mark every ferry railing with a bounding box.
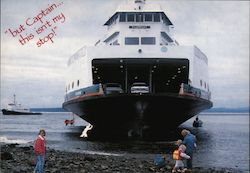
[64,84,104,102]
[179,83,211,100]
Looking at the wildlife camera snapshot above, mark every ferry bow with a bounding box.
[63,0,213,138]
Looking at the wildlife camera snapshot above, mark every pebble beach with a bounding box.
[1,144,248,173]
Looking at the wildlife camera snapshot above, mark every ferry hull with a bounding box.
[1,109,42,115]
[63,94,212,139]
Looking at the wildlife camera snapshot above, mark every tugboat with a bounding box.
[1,95,42,115]
[63,0,212,138]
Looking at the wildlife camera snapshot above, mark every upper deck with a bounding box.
[95,0,177,47]
[65,0,210,96]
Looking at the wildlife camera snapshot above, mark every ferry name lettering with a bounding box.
[129,25,150,29]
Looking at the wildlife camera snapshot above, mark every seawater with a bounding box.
[0,112,249,171]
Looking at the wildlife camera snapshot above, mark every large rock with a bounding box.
[1,152,13,160]
[84,156,95,162]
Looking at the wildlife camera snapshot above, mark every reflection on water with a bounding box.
[0,112,249,170]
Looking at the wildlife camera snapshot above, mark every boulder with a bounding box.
[1,152,13,160]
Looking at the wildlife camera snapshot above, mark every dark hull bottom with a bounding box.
[1,109,42,115]
[63,93,212,139]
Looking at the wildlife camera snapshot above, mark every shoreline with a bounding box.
[1,144,249,173]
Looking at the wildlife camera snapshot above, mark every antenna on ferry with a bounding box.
[127,0,145,4]
[135,0,144,2]
[133,0,145,10]
[13,94,16,105]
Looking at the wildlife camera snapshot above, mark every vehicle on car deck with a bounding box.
[131,82,149,94]
[104,83,123,94]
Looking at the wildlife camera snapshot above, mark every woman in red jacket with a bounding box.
[34,129,46,173]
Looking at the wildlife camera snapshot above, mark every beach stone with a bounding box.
[50,168,61,173]
[27,159,35,166]
[166,165,172,170]
[84,156,95,162]
[12,167,26,173]
[100,165,108,169]
[138,164,143,168]
[149,167,155,171]
[22,146,32,151]
[73,161,81,165]
[1,152,13,160]
[8,143,19,148]
[79,169,87,173]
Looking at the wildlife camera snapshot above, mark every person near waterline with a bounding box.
[172,144,190,173]
[181,129,197,170]
[34,129,46,173]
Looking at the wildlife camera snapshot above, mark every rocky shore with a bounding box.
[0,144,248,173]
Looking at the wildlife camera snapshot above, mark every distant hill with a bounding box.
[31,108,68,112]
[204,107,249,113]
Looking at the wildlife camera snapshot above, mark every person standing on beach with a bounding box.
[181,129,197,170]
[34,129,46,173]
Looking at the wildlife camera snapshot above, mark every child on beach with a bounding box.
[34,129,46,173]
[172,144,190,173]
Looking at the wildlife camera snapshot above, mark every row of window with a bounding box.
[66,80,80,92]
[125,37,156,45]
[120,12,161,22]
[200,80,209,91]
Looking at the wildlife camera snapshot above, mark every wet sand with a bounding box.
[1,144,248,173]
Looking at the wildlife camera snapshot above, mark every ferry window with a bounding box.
[113,40,119,45]
[153,13,160,22]
[125,37,139,45]
[72,82,74,89]
[141,37,156,45]
[68,84,70,90]
[127,13,135,22]
[77,80,80,86]
[136,13,143,22]
[119,13,126,22]
[200,80,202,87]
[145,13,152,22]
[204,82,206,89]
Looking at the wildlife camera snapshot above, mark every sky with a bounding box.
[1,0,249,109]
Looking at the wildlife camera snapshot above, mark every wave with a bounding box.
[0,136,32,144]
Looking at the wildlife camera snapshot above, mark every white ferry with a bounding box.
[63,0,212,138]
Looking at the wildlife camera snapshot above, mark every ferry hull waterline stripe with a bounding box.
[62,0,212,139]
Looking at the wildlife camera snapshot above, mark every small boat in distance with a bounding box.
[1,94,42,115]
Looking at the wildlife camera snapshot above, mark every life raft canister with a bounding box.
[172,149,181,160]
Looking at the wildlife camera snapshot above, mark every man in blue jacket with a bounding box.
[181,129,197,170]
